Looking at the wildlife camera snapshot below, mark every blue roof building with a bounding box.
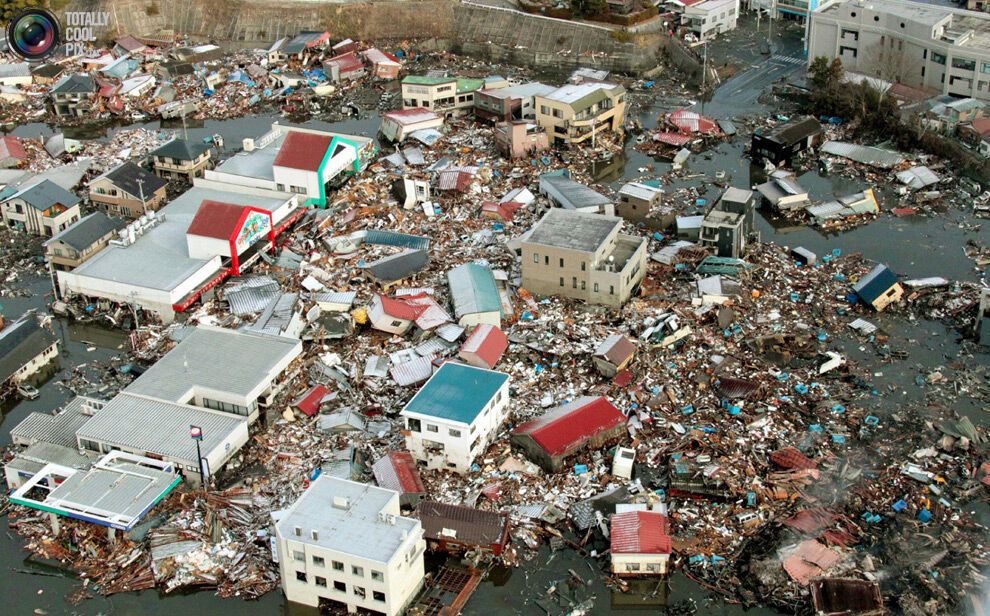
[401,363,511,473]
[852,264,903,311]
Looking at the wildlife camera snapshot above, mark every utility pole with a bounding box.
[190,425,205,489]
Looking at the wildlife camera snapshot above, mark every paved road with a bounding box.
[702,51,807,117]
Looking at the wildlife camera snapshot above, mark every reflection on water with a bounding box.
[610,577,670,610]
[588,151,628,184]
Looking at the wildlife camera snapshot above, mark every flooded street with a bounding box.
[2,38,989,614]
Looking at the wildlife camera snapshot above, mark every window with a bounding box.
[293,550,305,562]
[352,565,364,577]
[840,28,858,41]
[647,563,660,572]
[334,580,346,592]
[427,424,438,433]
[315,576,327,587]
[952,57,976,71]
[533,252,538,263]
[407,418,421,432]
[980,81,987,91]
[559,257,564,267]
[581,262,586,271]
[373,591,386,602]
[932,52,947,65]
[610,285,615,295]
[593,283,599,292]
[544,255,549,265]
[572,277,577,289]
[839,46,857,59]
[449,428,462,437]
[626,563,640,572]
[471,436,481,451]
[332,560,344,571]
[354,586,366,598]
[296,571,307,582]
[873,15,879,21]
[581,281,586,290]
[540,105,549,115]
[372,570,384,582]
[559,277,564,287]
[982,63,990,75]
[313,555,325,567]
[391,320,403,327]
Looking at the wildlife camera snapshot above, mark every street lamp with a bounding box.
[189,424,205,486]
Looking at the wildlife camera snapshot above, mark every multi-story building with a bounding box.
[809,0,990,101]
[401,75,488,117]
[148,138,212,182]
[1,179,81,237]
[683,0,741,41]
[50,73,95,117]
[44,212,126,272]
[274,476,426,615]
[521,209,647,308]
[776,0,821,21]
[400,362,510,473]
[474,82,556,122]
[89,162,168,218]
[494,121,549,159]
[535,82,626,146]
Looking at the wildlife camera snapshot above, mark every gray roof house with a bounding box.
[0,314,58,386]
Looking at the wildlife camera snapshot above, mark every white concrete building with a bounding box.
[683,0,740,42]
[274,477,425,615]
[400,363,510,473]
[809,0,990,101]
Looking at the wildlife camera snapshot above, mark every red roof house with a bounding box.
[511,396,627,472]
[367,292,451,336]
[294,384,330,417]
[372,451,426,507]
[362,48,401,79]
[457,324,508,370]
[667,108,720,136]
[273,131,333,172]
[0,136,28,169]
[480,200,523,222]
[610,510,673,576]
[323,52,366,82]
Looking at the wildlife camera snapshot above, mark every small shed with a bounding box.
[457,324,508,370]
[593,334,636,377]
[852,264,903,311]
[372,451,426,508]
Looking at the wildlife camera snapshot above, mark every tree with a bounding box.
[808,56,844,92]
[572,0,607,17]
[860,41,911,84]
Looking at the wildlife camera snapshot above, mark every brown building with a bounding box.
[148,138,212,182]
[593,334,636,377]
[494,121,549,159]
[89,162,168,218]
[419,501,510,556]
[511,396,628,473]
[616,182,663,223]
[521,209,647,308]
[44,212,126,272]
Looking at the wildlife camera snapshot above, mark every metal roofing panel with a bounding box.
[448,262,502,319]
[402,363,508,423]
[511,396,626,457]
[610,510,671,554]
[75,393,246,464]
[820,141,904,168]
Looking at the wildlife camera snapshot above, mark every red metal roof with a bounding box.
[186,200,248,239]
[458,324,508,369]
[383,107,441,126]
[325,52,364,74]
[769,446,817,470]
[273,131,332,172]
[512,396,626,457]
[376,293,428,321]
[373,451,425,494]
[653,131,693,146]
[610,511,672,554]
[667,108,720,135]
[295,384,329,417]
[0,136,27,162]
[481,200,523,222]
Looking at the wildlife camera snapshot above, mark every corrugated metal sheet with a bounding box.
[610,510,671,554]
[390,354,437,386]
[363,229,430,250]
[820,141,904,168]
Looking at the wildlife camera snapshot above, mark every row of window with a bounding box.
[559,276,615,295]
[294,571,386,602]
[201,397,256,417]
[532,253,590,271]
[291,552,384,581]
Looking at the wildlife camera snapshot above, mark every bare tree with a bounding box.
[860,39,911,84]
